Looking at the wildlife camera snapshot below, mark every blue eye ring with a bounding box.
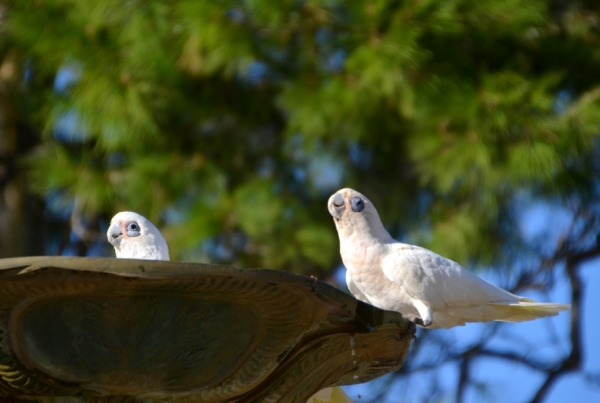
[126,221,141,237]
[350,197,365,212]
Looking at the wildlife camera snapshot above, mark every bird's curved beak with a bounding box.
[107,223,123,247]
[328,192,346,221]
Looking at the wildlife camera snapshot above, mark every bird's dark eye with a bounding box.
[350,197,364,212]
[126,221,141,237]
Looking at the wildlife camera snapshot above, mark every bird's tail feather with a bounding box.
[489,300,570,323]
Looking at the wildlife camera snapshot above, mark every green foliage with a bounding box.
[6,0,600,273]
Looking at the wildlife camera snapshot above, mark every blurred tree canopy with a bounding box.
[1,1,600,401]
[1,0,598,270]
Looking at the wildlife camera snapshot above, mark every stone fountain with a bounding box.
[0,257,414,403]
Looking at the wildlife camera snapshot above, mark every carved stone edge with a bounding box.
[0,257,414,403]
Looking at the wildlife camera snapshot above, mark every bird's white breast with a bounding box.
[120,237,166,260]
[340,235,417,316]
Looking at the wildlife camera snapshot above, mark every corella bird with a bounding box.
[107,211,169,260]
[328,188,569,329]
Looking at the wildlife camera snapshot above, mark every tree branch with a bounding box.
[529,236,595,402]
[476,348,558,372]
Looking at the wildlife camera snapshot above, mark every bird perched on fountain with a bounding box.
[327,188,570,329]
[107,211,169,260]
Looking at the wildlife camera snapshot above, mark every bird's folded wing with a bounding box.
[381,245,519,308]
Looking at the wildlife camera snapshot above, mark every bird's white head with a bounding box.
[327,188,392,241]
[107,211,170,260]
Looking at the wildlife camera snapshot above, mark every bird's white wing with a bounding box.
[381,244,518,310]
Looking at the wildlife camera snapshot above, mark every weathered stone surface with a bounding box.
[0,257,415,403]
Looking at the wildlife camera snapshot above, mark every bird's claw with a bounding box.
[413,317,432,327]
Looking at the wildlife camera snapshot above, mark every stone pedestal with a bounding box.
[0,257,414,403]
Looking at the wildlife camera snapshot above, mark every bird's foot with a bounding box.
[413,317,432,327]
[408,320,418,341]
[393,320,418,342]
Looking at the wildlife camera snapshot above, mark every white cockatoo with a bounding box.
[328,188,570,329]
[107,211,169,260]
